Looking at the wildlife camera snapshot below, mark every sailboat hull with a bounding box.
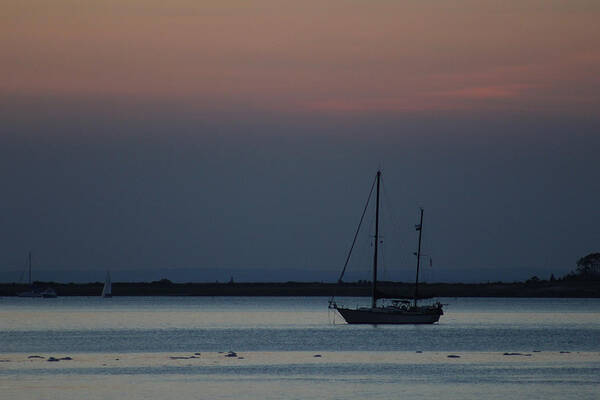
[336,307,442,324]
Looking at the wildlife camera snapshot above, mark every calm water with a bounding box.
[1,297,599,399]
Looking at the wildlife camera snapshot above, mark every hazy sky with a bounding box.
[1,1,599,283]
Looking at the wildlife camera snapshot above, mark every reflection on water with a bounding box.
[2,296,600,330]
[1,297,599,353]
[1,297,599,399]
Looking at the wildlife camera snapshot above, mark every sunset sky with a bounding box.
[1,1,599,282]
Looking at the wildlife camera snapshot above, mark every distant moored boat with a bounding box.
[329,170,443,324]
[17,251,57,298]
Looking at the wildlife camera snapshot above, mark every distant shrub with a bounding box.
[151,278,173,286]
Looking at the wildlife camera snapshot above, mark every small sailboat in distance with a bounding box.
[17,252,40,297]
[17,252,57,298]
[329,170,443,324]
[101,271,112,298]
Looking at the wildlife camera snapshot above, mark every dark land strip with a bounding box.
[1,280,598,297]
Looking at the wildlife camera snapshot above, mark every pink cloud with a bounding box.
[433,84,536,100]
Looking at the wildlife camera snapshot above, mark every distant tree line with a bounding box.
[526,252,600,283]
[564,252,600,281]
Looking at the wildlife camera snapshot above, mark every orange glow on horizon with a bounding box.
[1,0,599,116]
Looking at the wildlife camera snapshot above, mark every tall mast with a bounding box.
[28,251,32,285]
[414,208,424,307]
[371,170,381,308]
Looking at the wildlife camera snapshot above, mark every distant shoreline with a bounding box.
[1,281,598,297]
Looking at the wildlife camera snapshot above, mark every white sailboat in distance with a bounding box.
[101,271,112,298]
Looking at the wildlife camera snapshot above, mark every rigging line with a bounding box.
[336,174,377,284]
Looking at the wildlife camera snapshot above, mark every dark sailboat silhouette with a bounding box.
[17,252,57,298]
[329,170,443,324]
